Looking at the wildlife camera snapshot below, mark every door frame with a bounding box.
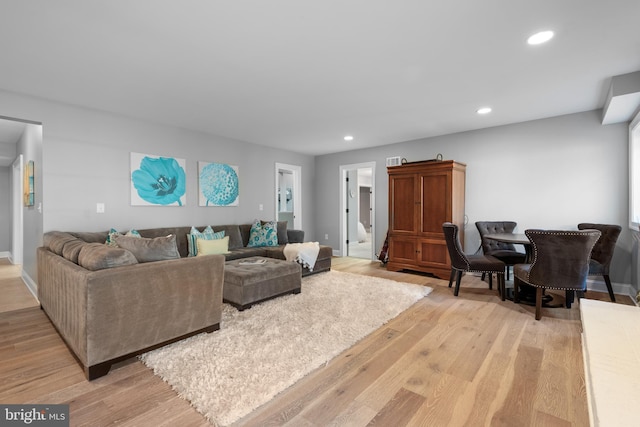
[339,161,376,259]
[274,163,302,230]
[11,154,23,265]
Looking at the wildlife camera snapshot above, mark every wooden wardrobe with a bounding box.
[386,160,466,279]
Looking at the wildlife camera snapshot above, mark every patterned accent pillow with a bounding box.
[105,228,141,246]
[187,226,225,256]
[247,220,278,247]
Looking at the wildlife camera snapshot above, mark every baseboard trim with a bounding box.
[0,251,10,259]
[586,277,635,304]
[21,270,38,301]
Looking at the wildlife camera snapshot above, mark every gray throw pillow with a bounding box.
[114,234,180,263]
[77,243,139,271]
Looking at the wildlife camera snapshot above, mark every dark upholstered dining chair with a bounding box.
[577,223,621,302]
[443,222,506,300]
[476,221,527,280]
[513,229,601,320]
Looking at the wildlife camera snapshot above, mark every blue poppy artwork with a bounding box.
[131,153,187,206]
[198,161,239,206]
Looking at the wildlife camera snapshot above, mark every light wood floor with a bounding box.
[0,257,633,426]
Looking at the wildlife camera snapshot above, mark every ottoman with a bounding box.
[224,256,302,310]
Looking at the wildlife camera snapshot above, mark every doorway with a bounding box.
[340,162,375,259]
[275,163,302,230]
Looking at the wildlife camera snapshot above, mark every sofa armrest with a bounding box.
[38,247,225,369]
[287,229,305,243]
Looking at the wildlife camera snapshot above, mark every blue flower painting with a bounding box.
[198,162,239,206]
[131,153,186,206]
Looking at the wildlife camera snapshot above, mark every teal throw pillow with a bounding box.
[187,225,225,256]
[247,220,278,247]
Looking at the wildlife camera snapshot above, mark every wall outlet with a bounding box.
[325,234,329,240]
[259,204,264,211]
[96,203,105,214]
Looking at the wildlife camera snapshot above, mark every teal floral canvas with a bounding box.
[131,152,186,206]
[198,161,239,206]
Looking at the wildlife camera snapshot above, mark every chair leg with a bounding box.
[603,274,616,302]
[481,273,486,281]
[535,287,543,320]
[454,271,463,296]
[488,273,493,290]
[513,277,520,303]
[506,266,510,281]
[499,273,505,301]
[448,269,455,288]
[565,290,575,308]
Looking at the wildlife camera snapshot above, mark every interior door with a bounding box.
[347,169,359,247]
[340,162,375,259]
[275,163,301,230]
[359,186,371,230]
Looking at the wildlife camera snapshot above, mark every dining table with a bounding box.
[484,232,532,261]
[484,232,562,308]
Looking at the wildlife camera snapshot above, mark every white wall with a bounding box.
[0,90,316,286]
[16,124,43,283]
[1,88,633,291]
[315,110,632,287]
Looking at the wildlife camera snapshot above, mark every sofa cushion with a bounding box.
[77,243,139,271]
[44,232,78,255]
[70,231,110,244]
[239,224,252,247]
[114,234,180,263]
[287,229,304,243]
[197,236,230,255]
[247,220,278,247]
[224,247,268,260]
[212,225,243,250]
[62,239,88,264]
[276,221,289,244]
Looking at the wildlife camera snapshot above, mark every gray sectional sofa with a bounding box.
[37,222,332,380]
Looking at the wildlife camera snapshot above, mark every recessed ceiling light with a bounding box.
[476,107,492,115]
[344,135,354,141]
[527,30,554,45]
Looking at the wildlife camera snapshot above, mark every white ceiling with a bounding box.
[1,0,639,156]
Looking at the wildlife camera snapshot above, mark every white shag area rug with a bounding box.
[140,270,432,426]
